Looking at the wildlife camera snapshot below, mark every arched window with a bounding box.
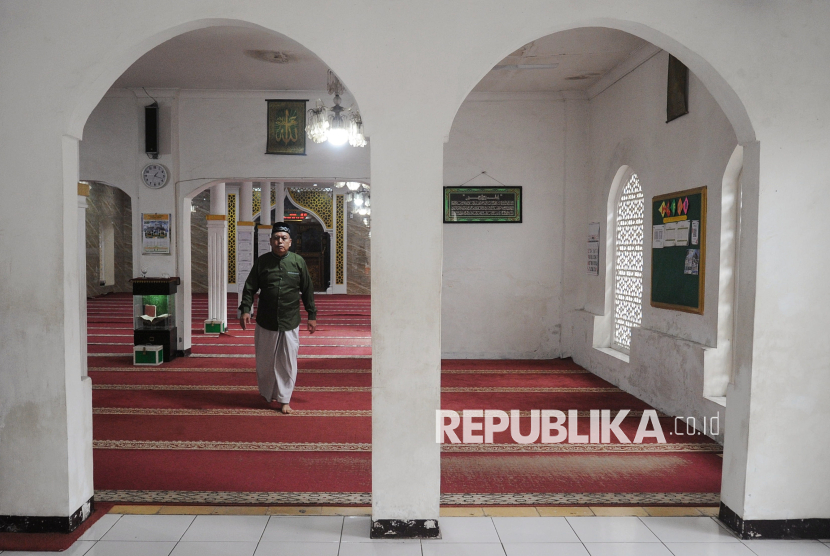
[613,173,644,351]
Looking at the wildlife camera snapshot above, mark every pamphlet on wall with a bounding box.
[652,225,665,248]
[142,213,171,255]
[684,249,700,275]
[691,220,700,245]
[587,241,599,275]
[663,222,677,247]
[676,220,691,246]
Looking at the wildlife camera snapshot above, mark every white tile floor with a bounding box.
[3,515,830,555]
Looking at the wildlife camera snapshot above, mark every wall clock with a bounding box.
[141,163,169,189]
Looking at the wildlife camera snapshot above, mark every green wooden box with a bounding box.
[204,320,225,334]
[134,344,163,366]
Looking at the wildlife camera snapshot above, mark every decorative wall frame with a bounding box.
[266,99,307,155]
[443,186,522,223]
[141,213,171,255]
[666,55,689,122]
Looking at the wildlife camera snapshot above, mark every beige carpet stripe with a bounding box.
[88,367,586,374]
[94,440,371,451]
[92,408,652,418]
[89,367,371,373]
[189,354,372,359]
[93,384,370,392]
[94,408,372,417]
[190,342,372,347]
[92,439,719,453]
[92,384,621,393]
[93,489,718,506]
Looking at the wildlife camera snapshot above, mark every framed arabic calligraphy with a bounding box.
[651,186,707,314]
[443,186,522,223]
[266,99,307,155]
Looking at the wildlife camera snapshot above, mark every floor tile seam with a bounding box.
[92,512,124,542]
[174,513,197,544]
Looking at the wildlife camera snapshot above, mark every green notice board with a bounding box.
[650,186,707,314]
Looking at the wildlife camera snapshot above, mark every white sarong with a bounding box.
[254,325,300,403]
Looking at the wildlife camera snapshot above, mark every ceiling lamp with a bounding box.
[348,112,367,147]
[306,101,329,143]
[306,70,366,147]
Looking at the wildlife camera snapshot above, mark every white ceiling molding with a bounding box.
[587,44,662,100]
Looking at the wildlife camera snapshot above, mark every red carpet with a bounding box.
[86,292,722,507]
[0,504,113,552]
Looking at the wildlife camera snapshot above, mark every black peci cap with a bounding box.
[272,222,291,236]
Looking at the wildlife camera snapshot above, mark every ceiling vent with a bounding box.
[244,50,290,63]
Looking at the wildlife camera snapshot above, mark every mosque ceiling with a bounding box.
[113,26,648,94]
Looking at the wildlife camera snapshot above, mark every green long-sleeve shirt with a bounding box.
[239,251,317,332]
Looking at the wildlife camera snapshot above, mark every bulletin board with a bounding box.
[650,186,707,314]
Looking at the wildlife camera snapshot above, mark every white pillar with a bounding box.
[77,182,89,376]
[240,181,253,222]
[258,182,272,257]
[237,182,255,300]
[327,230,335,295]
[260,182,272,225]
[0,135,93,527]
[206,183,227,333]
[332,193,347,294]
[274,181,285,220]
[371,131,442,528]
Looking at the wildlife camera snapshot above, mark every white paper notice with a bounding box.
[663,222,677,247]
[258,233,271,258]
[587,241,600,275]
[691,220,700,245]
[675,220,691,247]
[652,225,665,248]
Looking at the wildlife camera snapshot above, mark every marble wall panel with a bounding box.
[347,204,371,295]
[85,182,132,298]
[190,190,210,293]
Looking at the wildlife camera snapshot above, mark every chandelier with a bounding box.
[306,70,367,147]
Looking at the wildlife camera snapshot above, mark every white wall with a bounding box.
[562,51,737,441]
[81,89,371,279]
[442,93,576,359]
[5,0,830,525]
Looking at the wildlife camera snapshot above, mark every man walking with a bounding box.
[239,222,317,414]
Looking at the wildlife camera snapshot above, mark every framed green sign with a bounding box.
[650,186,707,314]
[266,99,307,155]
[443,186,522,223]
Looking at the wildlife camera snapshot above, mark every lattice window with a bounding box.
[613,174,644,351]
[227,193,236,284]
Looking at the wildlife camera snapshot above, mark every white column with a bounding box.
[371,131,442,525]
[327,230,335,295]
[260,182,272,225]
[258,182,272,257]
[274,181,285,221]
[206,183,227,332]
[0,135,93,525]
[237,182,255,300]
[77,183,89,377]
[240,182,253,222]
[333,193,347,294]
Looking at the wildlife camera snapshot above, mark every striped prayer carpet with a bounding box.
[87,292,722,506]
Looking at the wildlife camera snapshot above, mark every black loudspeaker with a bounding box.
[144,102,159,158]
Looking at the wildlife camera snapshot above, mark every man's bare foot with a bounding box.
[280,403,293,414]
